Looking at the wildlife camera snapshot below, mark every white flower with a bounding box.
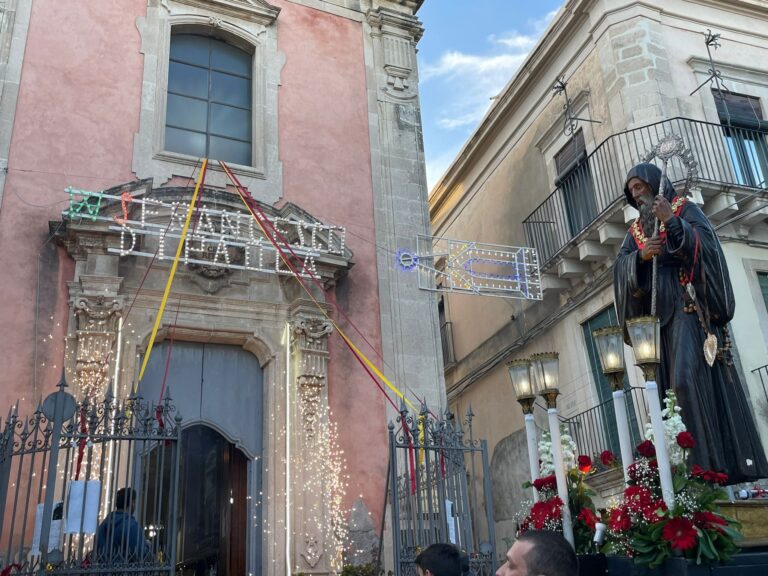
[644,391,688,466]
[538,425,578,475]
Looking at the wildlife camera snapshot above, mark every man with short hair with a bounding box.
[415,543,467,576]
[496,531,577,576]
[95,487,151,564]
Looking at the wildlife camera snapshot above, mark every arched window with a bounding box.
[166,33,252,166]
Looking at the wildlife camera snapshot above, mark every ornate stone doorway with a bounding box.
[141,342,263,576]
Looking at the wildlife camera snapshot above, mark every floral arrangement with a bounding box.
[518,426,599,553]
[516,392,742,567]
[603,391,741,567]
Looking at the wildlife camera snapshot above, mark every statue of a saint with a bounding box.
[614,163,768,483]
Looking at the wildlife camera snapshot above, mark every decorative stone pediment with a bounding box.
[56,179,354,292]
[171,0,280,25]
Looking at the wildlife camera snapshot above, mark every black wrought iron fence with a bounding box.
[523,117,768,265]
[389,406,496,576]
[560,387,648,464]
[0,377,181,576]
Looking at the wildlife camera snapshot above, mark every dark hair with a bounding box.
[414,543,468,576]
[516,531,577,576]
[114,488,136,511]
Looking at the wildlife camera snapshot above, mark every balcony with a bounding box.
[524,117,768,271]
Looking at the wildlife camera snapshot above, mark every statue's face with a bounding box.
[628,177,653,206]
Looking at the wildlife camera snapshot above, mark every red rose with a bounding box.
[676,431,695,450]
[578,455,593,473]
[533,474,557,493]
[609,506,631,532]
[600,450,617,467]
[577,507,598,531]
[662,517,698,551]
[636,440,656,458]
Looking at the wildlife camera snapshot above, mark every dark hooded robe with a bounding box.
[614,163,768,483]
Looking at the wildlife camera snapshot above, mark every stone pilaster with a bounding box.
[364,6,445,410]
[290,314,335,574]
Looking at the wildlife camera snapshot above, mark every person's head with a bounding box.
[114,488,136,512]
[496,531,577,576]
[624,163,675,234]
[415,543,467,576]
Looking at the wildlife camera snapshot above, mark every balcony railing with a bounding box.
[524,117,768,266]
[751,363,768,409]
[560,386,649,465]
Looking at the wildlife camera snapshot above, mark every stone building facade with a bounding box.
[0,0,442,574]
[429,0,768,551]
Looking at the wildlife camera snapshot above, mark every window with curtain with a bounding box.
[714,91,768,188]
[166,34,252,166]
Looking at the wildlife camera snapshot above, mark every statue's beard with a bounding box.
[638,196,657,235]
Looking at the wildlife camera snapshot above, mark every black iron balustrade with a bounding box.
[523,117,768,266]
[560,386,648,465]
[751,363,768,411]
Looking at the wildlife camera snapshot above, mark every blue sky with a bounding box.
[417,0,565,189]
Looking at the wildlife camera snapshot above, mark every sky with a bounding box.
[417,0,566,190]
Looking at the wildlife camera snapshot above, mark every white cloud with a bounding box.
[421,7,560,190]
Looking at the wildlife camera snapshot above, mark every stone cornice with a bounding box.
[366,6,423,42]
[172,0,280,25]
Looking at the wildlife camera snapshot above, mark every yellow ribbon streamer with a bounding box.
[136,158,209,388]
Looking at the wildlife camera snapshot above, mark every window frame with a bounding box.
[133,4,282,202]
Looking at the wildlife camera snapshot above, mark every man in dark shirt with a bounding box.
[95,487,150,564]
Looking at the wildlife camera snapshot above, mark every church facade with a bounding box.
[0,0,442,574]
[429,0,768,550]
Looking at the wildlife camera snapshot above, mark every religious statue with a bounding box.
[614,162,768,483]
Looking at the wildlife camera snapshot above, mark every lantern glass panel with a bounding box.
[626,316,660,364]
[530,353,559,392]
[507,360,533,398]
[593,326,625,373]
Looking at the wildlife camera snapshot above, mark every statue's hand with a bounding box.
[652,195,674,223]
[640,237,663,261]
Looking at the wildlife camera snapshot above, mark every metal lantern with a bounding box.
[530,352,560,408]
[626,316,661,380]
[593,325,626,391]
[507,359,535,414]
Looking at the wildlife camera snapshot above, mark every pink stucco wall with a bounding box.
[0,0,144,412]
[273,0,387,525]
[0,0,386,530]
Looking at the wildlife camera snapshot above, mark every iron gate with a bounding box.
[388,405,496,576]
[0,376,181,575]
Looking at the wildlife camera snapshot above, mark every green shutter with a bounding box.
[758,272,768,311]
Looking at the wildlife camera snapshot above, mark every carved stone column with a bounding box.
[291,314,334,574]
[70,276,124,399]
